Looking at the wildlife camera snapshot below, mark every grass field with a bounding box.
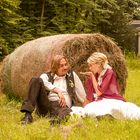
[0,57,140,140]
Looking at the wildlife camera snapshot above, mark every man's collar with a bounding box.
[53,74,66,80]
[53,70,72,80]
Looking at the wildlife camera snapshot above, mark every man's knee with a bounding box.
[29,77,41,84]
[28,77,45,89]
[20,100,34,113]
[58,107,72,119]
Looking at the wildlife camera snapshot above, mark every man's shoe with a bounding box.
[49,118,60,126]
[21,112,33,125]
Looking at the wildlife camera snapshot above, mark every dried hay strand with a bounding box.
[0,61,4,95]
[62,34,128,95]
[1,33,128,98]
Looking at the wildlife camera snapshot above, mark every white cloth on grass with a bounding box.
[71,98,140,120]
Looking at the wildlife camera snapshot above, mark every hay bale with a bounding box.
[1,33,128,98]
[0,61,3,95]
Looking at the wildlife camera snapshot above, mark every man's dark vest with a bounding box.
[46,70,79,106]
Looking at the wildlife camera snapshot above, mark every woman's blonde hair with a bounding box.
[50,55,69,74]
[87,52,108,68]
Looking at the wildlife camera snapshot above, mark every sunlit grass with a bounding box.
[125,56,140,106]
[125,70,140,105]
[0,56,140,140]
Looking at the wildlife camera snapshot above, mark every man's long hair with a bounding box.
[50,55,69,74]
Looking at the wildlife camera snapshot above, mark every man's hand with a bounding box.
[82,98,90,107]
[51,87,66,107]
[58,92,66,107]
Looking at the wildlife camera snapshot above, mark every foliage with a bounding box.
[46,0,118,33]
[0,0,21,60]
[0,37,8,60]
[99,0,140,52]
[0,0,140,60]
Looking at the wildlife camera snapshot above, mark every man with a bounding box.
[21,54,86,124]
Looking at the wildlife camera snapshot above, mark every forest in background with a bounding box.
[0,0,140,60]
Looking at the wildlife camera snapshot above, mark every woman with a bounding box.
[71,52,140,120]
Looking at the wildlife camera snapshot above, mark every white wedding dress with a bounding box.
[70,98,140,120]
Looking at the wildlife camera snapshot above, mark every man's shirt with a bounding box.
[40,71,86,107]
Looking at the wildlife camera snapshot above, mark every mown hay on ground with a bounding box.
[1,33,128,98]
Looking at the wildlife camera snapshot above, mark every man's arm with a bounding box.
[73,72,86,105]
[40,73,56,90]
[51,87,66,107]
[83,98,90,107]
[40,73,66,107]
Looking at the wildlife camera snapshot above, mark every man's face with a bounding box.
[57,58,69,76]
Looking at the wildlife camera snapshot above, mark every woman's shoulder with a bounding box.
[105,68,118,79]
[105,68,116,76]
[105,68,113,73]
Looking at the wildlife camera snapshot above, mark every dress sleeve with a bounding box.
[84,78,95,101]
[73,71,86,103]
[97,70,113,94]
[40,73,56,91]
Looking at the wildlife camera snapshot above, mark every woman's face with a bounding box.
[88,62,101,74]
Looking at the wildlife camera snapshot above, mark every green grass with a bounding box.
[1,56,140,140]
[125,55,140,105]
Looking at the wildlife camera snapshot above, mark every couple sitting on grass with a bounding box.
[20,52,140,125]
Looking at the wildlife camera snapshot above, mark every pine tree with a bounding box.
[0,0,22,59]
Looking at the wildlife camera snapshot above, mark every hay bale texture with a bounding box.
[1,33,128,98]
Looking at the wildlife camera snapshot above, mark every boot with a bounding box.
[49,118,61,126]
[21,112,33,125]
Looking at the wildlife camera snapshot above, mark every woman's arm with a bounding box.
[81,72,102,97]
[90,73,102,97]
[81,70,114,97]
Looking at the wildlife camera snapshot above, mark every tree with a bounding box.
[1,0,140,60]
[46,0,118,33]
[0,0,22,59]
[99,0,140,52]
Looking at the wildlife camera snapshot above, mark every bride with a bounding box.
[71,52,140,120]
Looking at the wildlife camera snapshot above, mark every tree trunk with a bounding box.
[40,0,45,32]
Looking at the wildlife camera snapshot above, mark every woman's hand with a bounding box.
[80,71,94,77]
[80,71,102,97]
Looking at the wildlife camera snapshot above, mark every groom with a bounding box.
[20,54,86,124]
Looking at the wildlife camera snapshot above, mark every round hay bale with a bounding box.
[1,33,128,98]
[0,61,4,95]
